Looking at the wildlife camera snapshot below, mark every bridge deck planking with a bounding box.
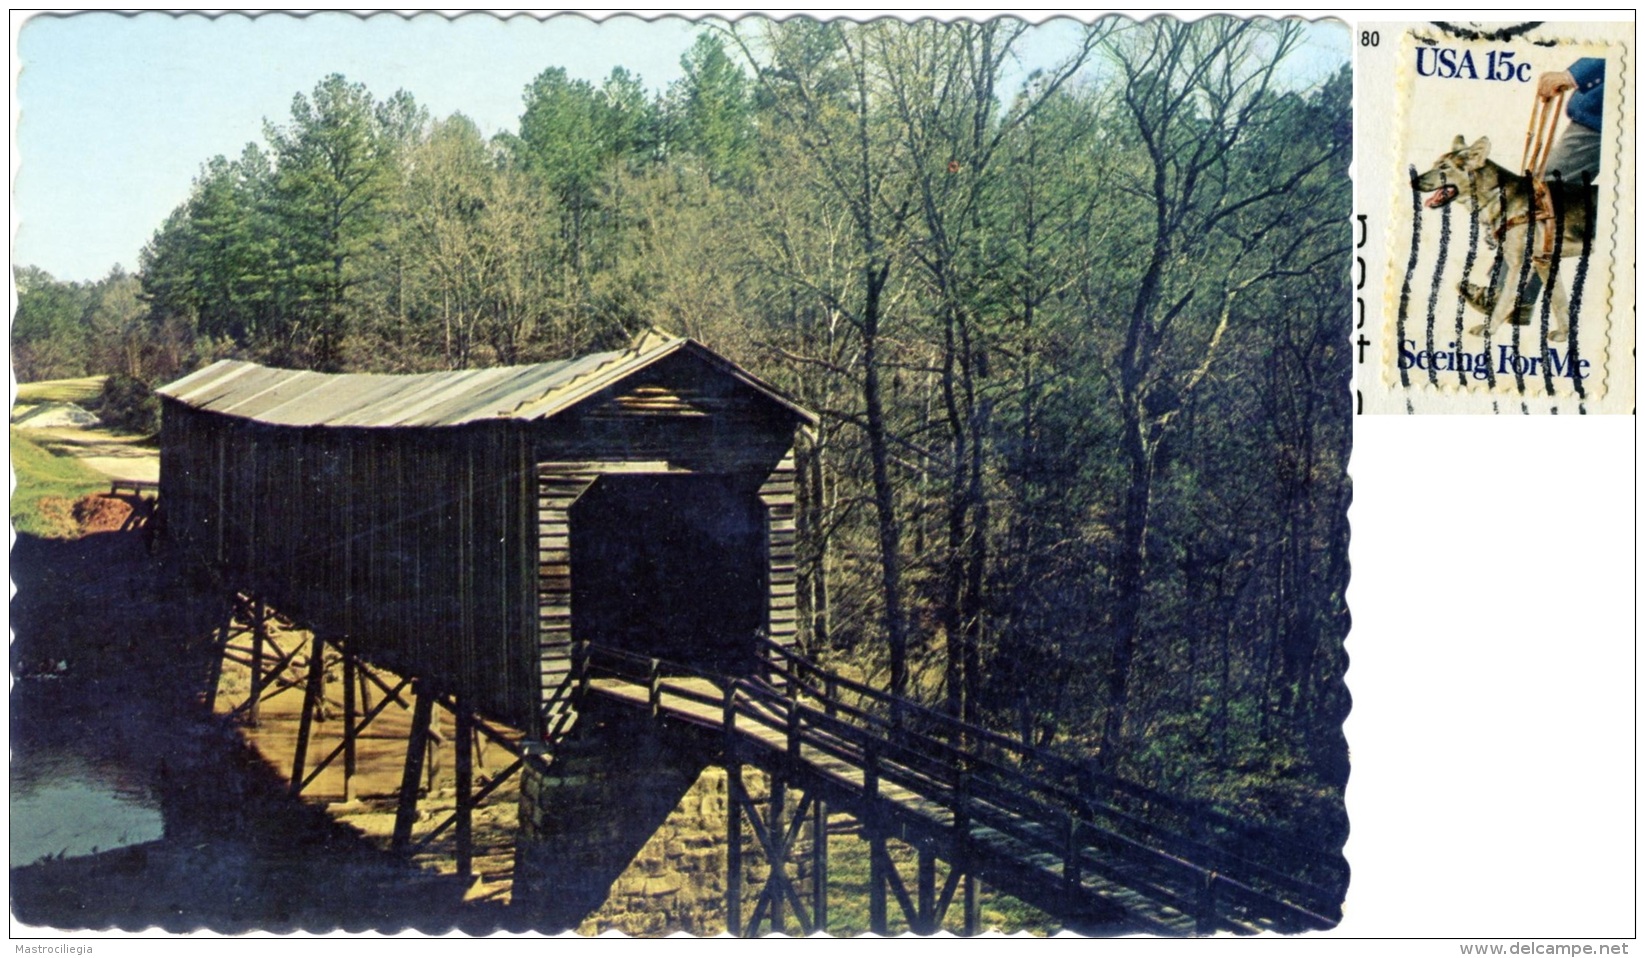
[586,676,1216,935]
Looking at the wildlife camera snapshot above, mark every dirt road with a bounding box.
[15,424,160,483]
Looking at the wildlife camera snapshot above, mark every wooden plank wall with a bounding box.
[759,448,800,654]
[533,458,795,721]
[528,350,803,717]
[159,402,541,732]
[159,348,808,737]
[533,351,797,475]
[535,465,597,730]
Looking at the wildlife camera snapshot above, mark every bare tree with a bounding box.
[732,20,921,698]
[1086,18,1349,764]
[868,19,1109,721]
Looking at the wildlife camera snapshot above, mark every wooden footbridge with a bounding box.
[202,611,1342,936]
[156,333,1344,936]
[558,638,1342,937]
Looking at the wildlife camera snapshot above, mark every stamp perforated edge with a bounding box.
[1375,29,1627,407]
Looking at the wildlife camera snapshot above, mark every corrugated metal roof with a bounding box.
[155,331,817,428]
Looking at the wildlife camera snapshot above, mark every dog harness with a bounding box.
[1491,183,1559,264]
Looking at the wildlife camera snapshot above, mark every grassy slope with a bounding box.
[15,375,107,405]
[10,427,110,537]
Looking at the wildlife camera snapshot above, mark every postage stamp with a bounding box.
[1355,21,1636,414]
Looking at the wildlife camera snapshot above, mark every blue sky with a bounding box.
[13,12,1345,283]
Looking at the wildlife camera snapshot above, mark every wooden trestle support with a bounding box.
[207,592,526,882]
[205,595,1042,935]
[720,691,980,937]
[720,766,980,936]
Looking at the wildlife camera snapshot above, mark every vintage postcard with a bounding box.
[9,11,1351,937]
[1355,20,1636,414]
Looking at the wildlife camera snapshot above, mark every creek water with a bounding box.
[8,531,515,932]
[9,711,165,868]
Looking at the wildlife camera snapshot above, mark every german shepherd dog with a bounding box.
[1413,135,1594,342]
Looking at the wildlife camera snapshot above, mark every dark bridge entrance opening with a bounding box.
[569,474,767,675]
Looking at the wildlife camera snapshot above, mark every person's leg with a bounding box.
[1511,123,1600,321]
[1545,121,1601,181]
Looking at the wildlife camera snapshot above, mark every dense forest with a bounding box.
[13,17,1350,850]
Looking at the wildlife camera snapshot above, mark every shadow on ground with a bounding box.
[9,531,536,934]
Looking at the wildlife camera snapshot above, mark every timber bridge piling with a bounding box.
[531,638,1343,936]
[206,604,1342,936]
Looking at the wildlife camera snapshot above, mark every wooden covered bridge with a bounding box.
[155,331,1343,935]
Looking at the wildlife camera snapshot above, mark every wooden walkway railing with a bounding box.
[564,638,1343,935]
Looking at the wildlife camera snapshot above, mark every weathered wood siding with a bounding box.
[532,351,796,474]
[161,402,541,732]
[532,351,800,710]
[758,449,799,651]
[159,344,810,736]
[535,464,597,725]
